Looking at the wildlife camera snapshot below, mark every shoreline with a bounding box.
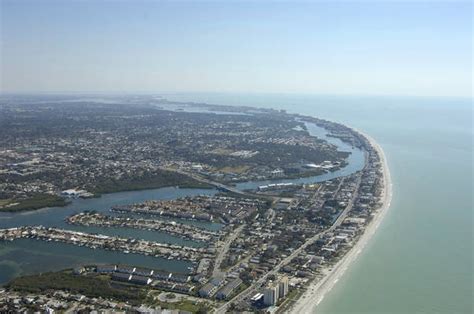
[289,132,393,314]
[0,183,214,215]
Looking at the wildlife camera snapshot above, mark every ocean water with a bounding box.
[166,93,473,314]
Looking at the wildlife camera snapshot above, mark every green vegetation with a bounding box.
[7,270,147,305]
[89,170,213,195]
[151,299,211,313]
[275,289,302,313]
[0,171,212,213]
[0,194,68,212]
[0,199,11,207]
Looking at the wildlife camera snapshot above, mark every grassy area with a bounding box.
[90,170,213,195]
[0,194,68,212]
[275,288,304,313]
[146,291,211,313]
[0,199,11,207]
[154,299,210,313]
[7,270,148,305]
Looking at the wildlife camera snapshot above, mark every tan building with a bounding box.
[278,276,289,298]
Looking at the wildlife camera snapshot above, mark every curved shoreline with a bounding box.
[289,131,393,314]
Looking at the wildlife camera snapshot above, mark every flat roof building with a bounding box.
[96,264,116,273]
[111,272,131,282]
[130,275,152,285]
[216,278,243,300]
[278,276,289,298]
[263,283,279,306]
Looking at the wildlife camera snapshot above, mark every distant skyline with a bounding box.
[1,0,472,98]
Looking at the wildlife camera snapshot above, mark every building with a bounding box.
[111,272,131,282]
[172,284,194,294]
[250,293,264,304]
[198,276,225,298]
[198,282,218,298]
[278,276,289,298]
[275,198,293,210]
[129,275,152,285]
[152,270,171,281]
[215,278,243,300]
[116,265,136,274]
[73,266,85,275]
[169,273,190,283]
[134,267,154,276]
[263,283,279,306]
[96,264,116,273]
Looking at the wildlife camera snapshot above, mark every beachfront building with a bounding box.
[263,283,279,306]
[278,276,289,298]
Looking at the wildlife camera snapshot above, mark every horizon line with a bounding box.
[0,90,472,100]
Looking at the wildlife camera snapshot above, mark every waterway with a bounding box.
[0,115,364,285]
[0,187,217,283]
[236,122,365,190]
[165,93,472,314]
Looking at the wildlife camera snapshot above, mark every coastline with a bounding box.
[289,132,393,314]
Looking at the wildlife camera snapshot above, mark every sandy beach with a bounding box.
[289,132,393,314]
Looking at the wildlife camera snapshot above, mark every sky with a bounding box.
[0,0,472,97]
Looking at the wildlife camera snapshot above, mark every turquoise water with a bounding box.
[166,93,473,314]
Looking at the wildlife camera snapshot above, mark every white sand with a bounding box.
[289,132,393,314]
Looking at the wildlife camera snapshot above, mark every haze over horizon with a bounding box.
[1,0,472,98]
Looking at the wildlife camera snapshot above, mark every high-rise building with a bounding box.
[263,283,280,306]
[278,276,289,298]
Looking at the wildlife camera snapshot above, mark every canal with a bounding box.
[0,122,365,284]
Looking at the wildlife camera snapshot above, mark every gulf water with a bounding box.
[165,93,473,314]
[1,93,471,313]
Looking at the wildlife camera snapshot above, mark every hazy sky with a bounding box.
[1,0,472,97]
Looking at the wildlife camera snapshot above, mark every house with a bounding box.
[111,272,131,282]
[130,275,152,285]
[96,264,116,273]
[169,273,190,283]
[116,265,136,274]
[152,270,171,281]
[198,276,225,298]
[134,267,154,276]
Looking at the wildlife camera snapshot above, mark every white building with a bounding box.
[263,283,279,306]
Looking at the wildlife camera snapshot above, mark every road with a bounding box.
[161,166,364,314]
[160,167,263,198]
[212,225,245,278]
[215,173,362,313]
